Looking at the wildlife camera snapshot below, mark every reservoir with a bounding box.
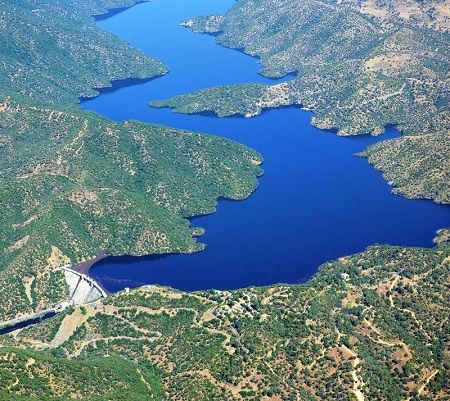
[82,0,450,292]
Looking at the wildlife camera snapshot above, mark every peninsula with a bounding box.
[0,0,262,322]
[151,0,450,203]
[0,0,449,399]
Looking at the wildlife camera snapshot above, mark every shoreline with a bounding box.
[72,253,109,275]
[93,0,148,22]
[79,0,450,294]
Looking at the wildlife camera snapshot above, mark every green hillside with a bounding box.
[2,244,449,400]
[150,0,450,203]
[1,0,449,399]
[0,0,262,320]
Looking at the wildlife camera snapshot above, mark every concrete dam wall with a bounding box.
[61,267,107,304]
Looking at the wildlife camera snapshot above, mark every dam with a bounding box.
[0,267,106,335]
[60,266,107,304]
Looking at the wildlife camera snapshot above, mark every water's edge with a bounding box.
[82,0,450,293]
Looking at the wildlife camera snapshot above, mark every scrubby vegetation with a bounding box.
[151,0,450,203]
[2,244,449,400]
[0,347,164,400]
[2,0,450,399]
[0,0,167,106]
[0,0,262,321]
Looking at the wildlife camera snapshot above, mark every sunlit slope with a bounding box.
[3,244,449,400]
[0,0,168,106]
[151,0,450,203]
[0,0,262,320]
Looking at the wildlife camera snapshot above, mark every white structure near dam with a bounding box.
[60,266,107,304]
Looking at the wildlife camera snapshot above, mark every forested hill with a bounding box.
[1,244,449,400]
[0,0,263,321]
[1,1,449,400]
[151,0,450,204]
[0,0,168,106]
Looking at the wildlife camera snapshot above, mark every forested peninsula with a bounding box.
[0,0,262,321]
[1,0,449,400]
[151,0,450,203]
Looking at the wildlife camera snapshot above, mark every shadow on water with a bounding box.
[80,76,161,101]
[93,253,173,267]
[94,2,147,21]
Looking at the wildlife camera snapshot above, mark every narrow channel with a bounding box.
[82,0,450,292]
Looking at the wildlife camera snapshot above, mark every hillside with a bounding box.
[0,0,168,106]
[1,1,449,400]
[0,0,263,321]
[1,244,449,400]
[150,0,450,203]
[0,99,262,321]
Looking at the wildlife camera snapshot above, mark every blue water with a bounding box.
[83,0,450,292]
[0,312,56,336]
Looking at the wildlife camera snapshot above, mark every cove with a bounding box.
[82,0,450,292]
